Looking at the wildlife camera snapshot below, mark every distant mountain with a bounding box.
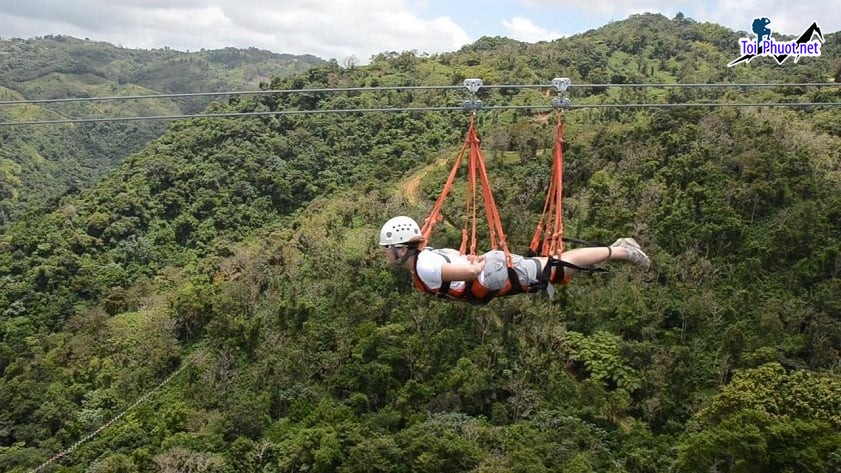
[0,35,326,224]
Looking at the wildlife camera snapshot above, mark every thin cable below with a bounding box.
[0,82,836,106]
[0,102,837,127]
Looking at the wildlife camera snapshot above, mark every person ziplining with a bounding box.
[378,79,650,304]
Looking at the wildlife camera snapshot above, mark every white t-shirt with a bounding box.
[415,248,468,291]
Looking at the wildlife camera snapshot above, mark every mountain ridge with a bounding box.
[0,35,328,222]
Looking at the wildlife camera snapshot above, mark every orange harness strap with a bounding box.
[529,112,566,258]
[421,114,513,266]
[418,113,571,303]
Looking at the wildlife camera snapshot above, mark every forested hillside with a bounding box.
[0,35,325,223]
[1,13,840,473]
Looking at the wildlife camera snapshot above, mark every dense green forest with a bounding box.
[0,35,326,222]
[1,13,840,473]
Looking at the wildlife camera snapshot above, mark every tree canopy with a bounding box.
[0,12,839,473]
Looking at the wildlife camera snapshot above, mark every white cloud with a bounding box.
[0,0,835,65]
[501,17,563,42]
[0,0,472,64]
[521,0,694,18]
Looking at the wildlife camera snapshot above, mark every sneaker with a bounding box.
[611,238,651,271]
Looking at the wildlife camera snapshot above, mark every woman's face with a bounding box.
[382,245,404,266]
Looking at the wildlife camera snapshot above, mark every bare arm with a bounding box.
[440,255,485,282]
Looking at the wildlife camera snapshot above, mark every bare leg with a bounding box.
[533,246,637,282]
[534,247,626,273]
[562,246,626,266]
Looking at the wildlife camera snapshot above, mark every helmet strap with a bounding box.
[395,246,419,266]
[389,247,401,262]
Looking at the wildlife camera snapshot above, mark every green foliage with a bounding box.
[396,413,485,472]
[676,364,841,472]
[0,36,326,222]
[0,13,839,473]
[695,363,841,430]
[676,409,840,473]
[565,330,641,392]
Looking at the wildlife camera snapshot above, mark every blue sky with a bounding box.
[0,1,836,64]
[421,0,838,42]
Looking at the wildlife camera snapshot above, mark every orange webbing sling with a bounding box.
[420,113,509,258]
[417,114,537,304]
[525,112,573,286]
[528,111,606,285]
[530,111,566,259]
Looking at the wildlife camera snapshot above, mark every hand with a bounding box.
[469,255,486,271]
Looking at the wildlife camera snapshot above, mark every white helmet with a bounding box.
[379,216,422,246]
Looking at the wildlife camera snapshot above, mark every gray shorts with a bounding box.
[480,250,542,290]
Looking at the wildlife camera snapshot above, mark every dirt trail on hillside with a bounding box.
[402,157,448,205]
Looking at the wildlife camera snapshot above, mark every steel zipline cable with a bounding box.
[0,102,839,127]
[0,81,838,126]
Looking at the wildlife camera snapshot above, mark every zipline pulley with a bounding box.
[551,77,572,109]
[462,78,483,111]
